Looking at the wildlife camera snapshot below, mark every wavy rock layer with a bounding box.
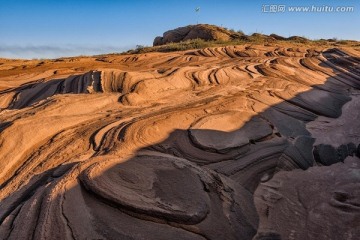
[0,44,359,240]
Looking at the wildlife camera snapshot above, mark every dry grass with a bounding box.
[117,36,359,55]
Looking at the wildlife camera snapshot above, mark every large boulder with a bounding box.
[153,24,241,46]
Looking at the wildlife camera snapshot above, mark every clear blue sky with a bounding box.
[1,0,359,59]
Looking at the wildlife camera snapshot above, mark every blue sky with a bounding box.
[1,0,359,59]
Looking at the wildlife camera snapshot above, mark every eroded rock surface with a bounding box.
[254,157,360,240]
[0,44,359,239]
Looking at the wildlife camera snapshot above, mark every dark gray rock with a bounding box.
[347,143,357,156]
[337,144,348,161]
[279,136,315,170]
[253,232,282,240]
[313,144,338,166]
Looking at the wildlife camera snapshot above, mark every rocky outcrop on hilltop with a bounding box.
[153,24,244,46]
[153,24,319,47]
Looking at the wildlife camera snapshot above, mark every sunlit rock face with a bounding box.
[153,24,243,46]
[0,43,359,240]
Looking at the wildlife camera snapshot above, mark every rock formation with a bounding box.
[0,41,359,239]
[153,24,243,46]
[254,157,360,239]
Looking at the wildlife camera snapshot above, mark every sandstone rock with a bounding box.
[153,24,242,46]
[0,37,359,240]
[313,144,339,166]
[254,158,360,239]
[347,143,357,156]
